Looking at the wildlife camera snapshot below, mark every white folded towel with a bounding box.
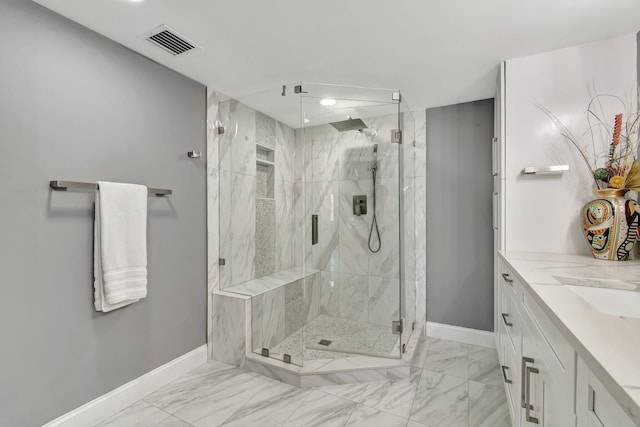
[94,181,148,312]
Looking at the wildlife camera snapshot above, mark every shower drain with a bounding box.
[317,339,332,346]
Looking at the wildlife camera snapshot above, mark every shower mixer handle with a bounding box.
[353,195,367,216]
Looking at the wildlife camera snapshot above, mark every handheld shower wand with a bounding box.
[368,143,381,253]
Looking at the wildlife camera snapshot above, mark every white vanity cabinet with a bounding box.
[496,258,576,427]
[576,357,637,427]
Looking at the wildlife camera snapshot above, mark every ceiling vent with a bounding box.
[139,25,200,57]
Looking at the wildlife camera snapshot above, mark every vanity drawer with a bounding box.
[498,259,522,300]
[522,290,574,375]
[499,336,520,423]
[500,288,522,352]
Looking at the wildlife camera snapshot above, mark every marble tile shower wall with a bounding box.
[299,112,423,329]
[217,100,299,290]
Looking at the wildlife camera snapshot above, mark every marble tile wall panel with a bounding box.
[339,129,378,181]
[310,181,340,272]
[368,277,400,327]
[368,178,400,280]
[262,286,285,348]
[404,177,416,283]
[319,270,340,317]
[211,293,247,366]
[413,109,427,326]
[285,279,305,337]
[359,114,399,181]
[255,198,275,277]
[414,109,427,178]
[338,273,368,322]
[293,181,305,268]
[403,116,416,179]
[417,280,427,328]
[207,89,228,295]
[338,179,370,277]
[227,172,256,286]
[304,272,321,323]
[312,125,340,182]
[275,180,295,272]
[256,111,276,149]
[275,120,295,183]
[403,279,417,333]
[218,170,233,290]
[251,294,264,352]
[255,165,269,198]
[219,100,256,176]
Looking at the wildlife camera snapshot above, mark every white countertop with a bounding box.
[499,251,640,425]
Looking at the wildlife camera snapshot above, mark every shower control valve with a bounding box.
[353,195,367,216]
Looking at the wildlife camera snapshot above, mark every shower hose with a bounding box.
[368,167,382,253]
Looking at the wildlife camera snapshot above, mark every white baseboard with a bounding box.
[44,345,207,427]
[426,322,495,349]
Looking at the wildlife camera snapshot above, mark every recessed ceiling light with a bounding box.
[320,99,336,106]
[128,0,144,3]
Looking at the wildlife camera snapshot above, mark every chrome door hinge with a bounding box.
[392,319,404,335]
[294,85,308,94]
[392,92,402,102]
[216,126,225,135]
[391,129,402,144]
[219,258,226,266]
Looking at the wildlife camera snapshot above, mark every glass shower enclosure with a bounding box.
[218,82,416,367]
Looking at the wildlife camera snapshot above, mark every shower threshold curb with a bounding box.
[241,323,425,388]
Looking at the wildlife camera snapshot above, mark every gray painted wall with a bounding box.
[425,99,495,332]
[0,1,206,425]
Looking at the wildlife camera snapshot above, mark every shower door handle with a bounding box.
[312,215,318,245]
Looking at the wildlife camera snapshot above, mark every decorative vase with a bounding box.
[581,188,640,260]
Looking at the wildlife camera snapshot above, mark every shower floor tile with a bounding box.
[265,315,400,363]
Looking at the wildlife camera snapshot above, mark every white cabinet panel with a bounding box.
[576,357,636,427]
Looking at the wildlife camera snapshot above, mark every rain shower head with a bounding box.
[329,118,368,132]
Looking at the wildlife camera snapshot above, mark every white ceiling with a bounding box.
[34,0,640,114]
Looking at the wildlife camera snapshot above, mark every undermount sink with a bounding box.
[552,274,640,318]
[564,285,640,319]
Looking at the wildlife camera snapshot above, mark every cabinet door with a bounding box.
[522,323,576,427]
[500,336,521,424]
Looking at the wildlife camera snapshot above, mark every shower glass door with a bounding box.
[300,83,404,359]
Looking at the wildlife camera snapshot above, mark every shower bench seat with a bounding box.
[224,266,320,297]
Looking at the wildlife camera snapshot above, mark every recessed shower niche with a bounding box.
[213,83,422,386]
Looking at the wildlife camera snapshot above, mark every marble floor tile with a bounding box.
[143,363,237,414]
[411,337,430,370]
[97,401,177,427]
[346,404,409,427]
[424,339,468,379]
[468,346,502,387]
[410,370,468,427]
[170,371,272,426]
[156,417,193,427]
[220,381,311,426]
[95,338,512,427]
[359,375,420,419]
[283,390,357,427]
[316,382,371,403]
[468,381,510,427]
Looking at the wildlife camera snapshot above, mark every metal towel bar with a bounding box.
[49,180,172,196]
